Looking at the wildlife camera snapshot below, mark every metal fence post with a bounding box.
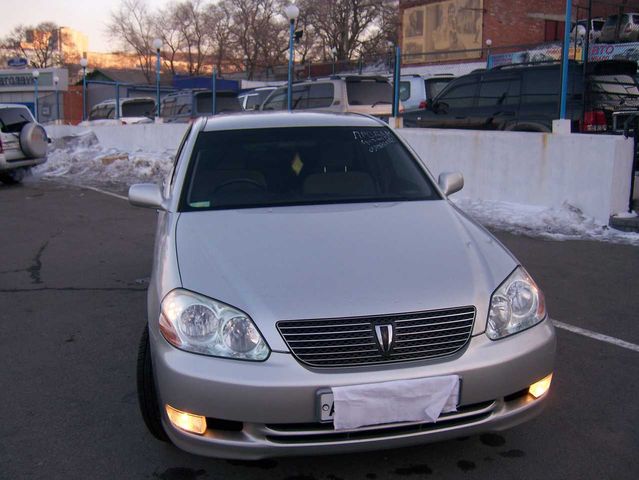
[392,46,401,118]
[212,68,217,115]
[115,82,120,119]
[559,0,573,119]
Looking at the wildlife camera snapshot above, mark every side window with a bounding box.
[291,85,309,109]
[522,70,559,104]
[106,107,115,119]
[262,89,287,110]
[245,94,261,110]
[478,78,521,107]
[400,81,411,102]
[307,83,335,108]
[439,82,477,108]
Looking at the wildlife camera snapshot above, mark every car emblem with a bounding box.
[374,324,395,355]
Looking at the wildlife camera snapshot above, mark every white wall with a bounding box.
[45,124,634,224]
[398,128,634,224]
[47,123,189,153]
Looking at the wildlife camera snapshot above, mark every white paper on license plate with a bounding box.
[319,375,460,430]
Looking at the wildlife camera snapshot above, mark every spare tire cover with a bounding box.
[19,123,48,158]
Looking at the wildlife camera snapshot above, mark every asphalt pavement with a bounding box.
[1,180,637,480]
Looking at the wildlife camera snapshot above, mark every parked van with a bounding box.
[261,76,397,118]
[83,97,156,125]
[161,89,242,123]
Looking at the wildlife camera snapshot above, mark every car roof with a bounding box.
[202,112,383,132]
[0,103,31,110]
[94,97,155,107]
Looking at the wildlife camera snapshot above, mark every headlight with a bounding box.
[159,289,270,361]
[486,267,546,340]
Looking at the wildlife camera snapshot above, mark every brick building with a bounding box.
[399,0,620,64]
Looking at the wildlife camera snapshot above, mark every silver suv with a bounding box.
[0,104,48,184]
[261,76,396,117]
[600,13,639,43]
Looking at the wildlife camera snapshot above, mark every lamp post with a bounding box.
[153,38,162,119]
[283,3,299,112]
[32,70,40,122]
[80,57,88,121]
[331,47,337,75]
[53,75,60,123]
[485,39,493,69]
[243,55,249,80]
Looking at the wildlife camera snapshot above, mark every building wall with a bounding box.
[399,0,620,57]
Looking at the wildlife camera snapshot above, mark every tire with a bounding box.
[0,168,26,184]
[19,123,48,158]
[137,325,170,442]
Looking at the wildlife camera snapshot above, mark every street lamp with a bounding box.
[153,38,162,118]
[283,3,299,111]
[331,47,337,75]
[485,39,493,68]
[243,55,249,80]
[80,57,88,121]
[53,75,60,123]
[32,70,40,122]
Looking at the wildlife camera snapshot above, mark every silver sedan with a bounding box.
[129,112,556,459]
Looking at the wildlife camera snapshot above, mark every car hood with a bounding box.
[175,201,517,351]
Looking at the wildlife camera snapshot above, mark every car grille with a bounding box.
[277,306,476,368]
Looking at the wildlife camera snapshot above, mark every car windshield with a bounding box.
[0,107,34,133]
[346,81,393,106]
[180,126,439,211]
[122,101,154,118]
[593,20,605,30]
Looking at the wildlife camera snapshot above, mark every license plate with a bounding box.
[318,391,335,422]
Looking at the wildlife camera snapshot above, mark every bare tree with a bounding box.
[173,0,210,75]
[297,0,397,61]
[107,0,156,81]
[154,3,185,75]
[204,2,234,73]
[1,22,64,68]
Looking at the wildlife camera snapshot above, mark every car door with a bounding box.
[415,78,478,129]
[467,74,521,130]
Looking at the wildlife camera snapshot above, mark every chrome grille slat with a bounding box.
[277,306,476,368]
[282,329,372,336]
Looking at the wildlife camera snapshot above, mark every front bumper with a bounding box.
[150,319,556,459]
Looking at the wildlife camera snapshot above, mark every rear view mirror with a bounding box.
[129,183,165,210]
[438,172,464,196]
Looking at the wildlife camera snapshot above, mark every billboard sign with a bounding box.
[7,57,28,68]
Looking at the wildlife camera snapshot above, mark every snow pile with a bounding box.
[453,198,639,246]
[34,131,174,192]
[35,134,638,245]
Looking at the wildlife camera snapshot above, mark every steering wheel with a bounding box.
[213,178,267,193]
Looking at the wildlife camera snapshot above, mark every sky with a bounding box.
[0,0,170,52]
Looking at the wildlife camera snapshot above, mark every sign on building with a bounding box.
[403,0,484,64]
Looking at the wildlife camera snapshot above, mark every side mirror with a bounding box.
[128,183,165,210]
[438,172,464,196]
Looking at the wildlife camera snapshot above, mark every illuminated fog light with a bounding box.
[529,374,553,399]
[165,404,207,435]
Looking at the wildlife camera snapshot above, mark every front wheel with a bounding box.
[137,325,170,442]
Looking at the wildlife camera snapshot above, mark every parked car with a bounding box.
[399,74,454,112]
[129,111,556,460]
[161,89,242,123]
[571,18,605,44]
[261,76,396,118]
[82,97,156,125]
[237,86,278,110]
[600,13,639,43]
[0,104,48,184]
[403,60,639,133]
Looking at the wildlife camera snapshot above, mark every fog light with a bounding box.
[165,404,207,435]
[529,374,553,399]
